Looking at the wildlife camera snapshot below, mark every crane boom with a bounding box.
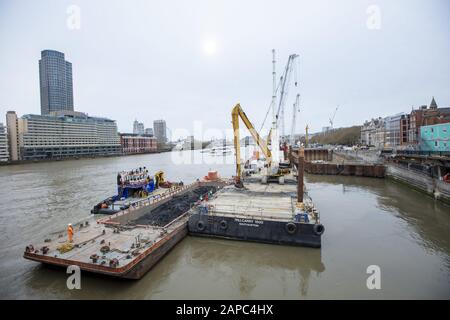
[232,104,272,180]
[329,106,338,128]
[290,94,300,146]
[276,54,299,139]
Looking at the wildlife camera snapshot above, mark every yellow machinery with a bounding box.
[154,171,165,188]
[232,103,288,185]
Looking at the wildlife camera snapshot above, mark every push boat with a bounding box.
[91,169,177,215]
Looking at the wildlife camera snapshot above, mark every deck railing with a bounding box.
[97,182,199,224]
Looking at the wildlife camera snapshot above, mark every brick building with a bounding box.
[120,133,157,154]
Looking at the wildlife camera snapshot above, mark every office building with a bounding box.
[7,111,121,160]
[6,111,21,161]
[153,119,167,143]
[0,123,9,162]
[39,50,74,115]
[133,120,145,135]
[144,128,153,136]
[384,113,405,148]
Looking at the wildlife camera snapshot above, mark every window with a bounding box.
[435,141,438,147]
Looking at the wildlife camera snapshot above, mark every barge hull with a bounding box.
[24,222,188,279]
[188,214,321,248]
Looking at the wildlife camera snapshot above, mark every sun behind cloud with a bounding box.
[202,38,217,56]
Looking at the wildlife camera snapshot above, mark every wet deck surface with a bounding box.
[27,214,187,269]
[24,183,216,272]
[206,174,318,223]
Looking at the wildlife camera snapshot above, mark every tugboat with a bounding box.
[91,168,177,214]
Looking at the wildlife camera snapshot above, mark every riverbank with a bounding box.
[0,150,167,166]
[331,149,450,204]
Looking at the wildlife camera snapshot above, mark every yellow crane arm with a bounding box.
[232,103,272,179]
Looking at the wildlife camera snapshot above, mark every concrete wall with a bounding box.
[304,148,333,162]
[334,150,382,163]
[385,163,450,204]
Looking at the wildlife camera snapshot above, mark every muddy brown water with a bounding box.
[0,150,449,299]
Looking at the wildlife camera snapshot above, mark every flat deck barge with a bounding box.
[188,174,324,248]
[24,180,228,279]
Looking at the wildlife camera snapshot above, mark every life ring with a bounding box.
[285,222,297,234]
[219,220,228,230]
[197,220,206,231]
[313,224,325,236]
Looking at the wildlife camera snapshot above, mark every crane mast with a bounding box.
[290,94,300,146]
[276,54,299,141]
[329,106,339,128]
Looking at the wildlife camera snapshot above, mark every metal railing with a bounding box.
[387,150,450,157]
[98,182,199,224]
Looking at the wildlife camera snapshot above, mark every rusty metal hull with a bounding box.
[23,180,230,280]
[305,162,385,177]
[24,222,188,279]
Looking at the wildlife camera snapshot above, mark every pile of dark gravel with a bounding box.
[133,186,217,227]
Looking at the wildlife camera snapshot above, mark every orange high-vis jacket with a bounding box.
[68,225,74,240]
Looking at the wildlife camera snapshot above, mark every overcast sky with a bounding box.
[0,0,449,139]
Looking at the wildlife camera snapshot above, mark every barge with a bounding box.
[188,174,324,248]
[24,179,228,279]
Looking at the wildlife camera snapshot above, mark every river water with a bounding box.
[0,150,449,299]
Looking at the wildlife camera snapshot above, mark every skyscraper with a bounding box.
[39,50,74,115]
[133,120,145,135]
[153,119,167,143]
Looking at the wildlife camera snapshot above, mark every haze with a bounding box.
[0,0,449,139]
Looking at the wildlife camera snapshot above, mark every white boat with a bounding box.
[210,145,234,156]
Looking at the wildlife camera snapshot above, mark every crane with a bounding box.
[290,94,300,146]
[276,54,299,140]
[232,103,287,186]
[329,106,339,129]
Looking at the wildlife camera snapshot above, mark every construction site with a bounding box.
[23,49,326,279]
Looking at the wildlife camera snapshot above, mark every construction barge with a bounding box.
[189,172,324,248]
[24,178,229,279]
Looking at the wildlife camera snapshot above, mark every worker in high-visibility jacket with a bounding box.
[67,223,74,243]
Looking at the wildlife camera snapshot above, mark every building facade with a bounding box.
[120,134,157,154]
[153,119,167,143]
[144,127,153,135]
[360,117,385,148]
[384,113,405,148]
[0,123,9,162]
[419,123,450,152]
[408,98,450,146]
[361,98,449,150]
[133,120,144,135]
[39,50,74,115]
[6,111,21,161]
[8,111,121,160]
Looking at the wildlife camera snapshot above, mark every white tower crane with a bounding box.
[329,106,339,129]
